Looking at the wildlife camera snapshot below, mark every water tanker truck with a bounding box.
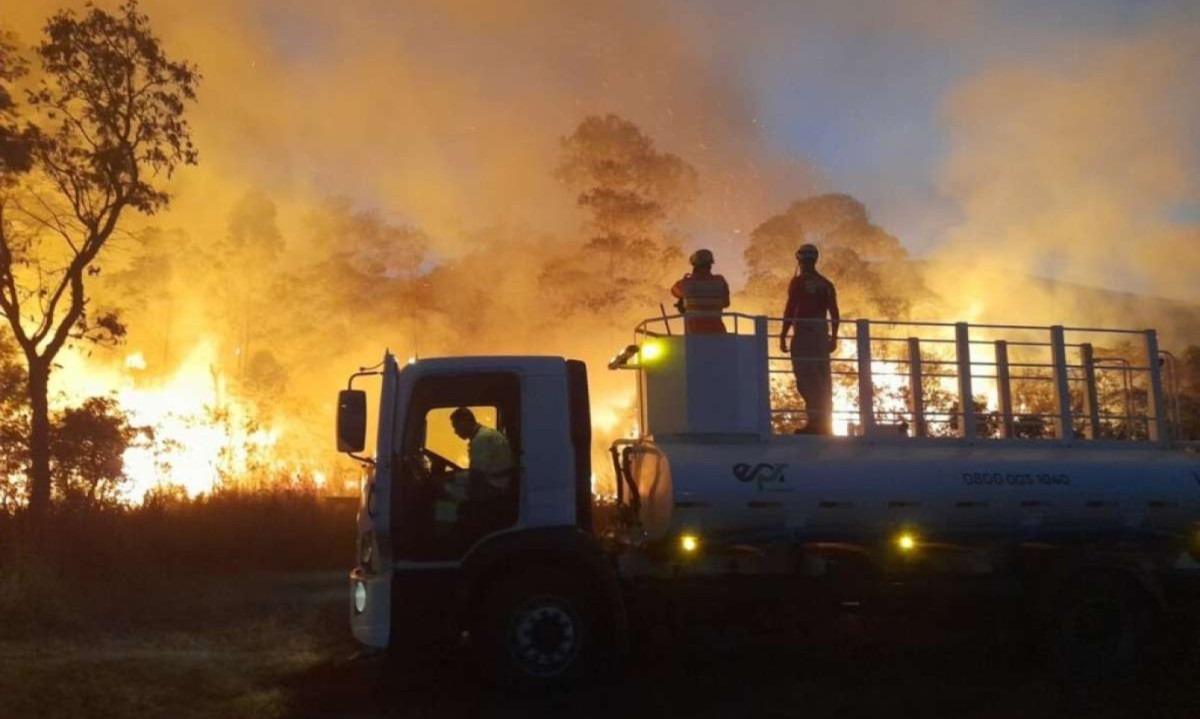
[338,313,1200,685]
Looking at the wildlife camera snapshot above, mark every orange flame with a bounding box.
[53,341,314,503]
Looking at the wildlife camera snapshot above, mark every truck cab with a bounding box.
[340,354,613,680]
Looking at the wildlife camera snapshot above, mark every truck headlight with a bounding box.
[353,580,367,614]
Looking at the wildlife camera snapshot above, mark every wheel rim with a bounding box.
[1069,598,1124,649]
[509,594,581,677]
[1061,595,1135,668]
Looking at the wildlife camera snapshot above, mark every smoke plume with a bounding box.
[928,15,1200,340]
[3,1,1199,493]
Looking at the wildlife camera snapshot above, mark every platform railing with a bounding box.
[632,313,1169,444]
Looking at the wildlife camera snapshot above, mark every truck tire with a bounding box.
[1053,570,1155,682]
[476,568,602,689]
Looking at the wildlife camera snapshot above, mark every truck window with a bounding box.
[395,373,521,560]
[422,406,498,468]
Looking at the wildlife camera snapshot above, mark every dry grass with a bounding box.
[0,629,311,719]
[0,490,354,719]
[3,491,1196,718]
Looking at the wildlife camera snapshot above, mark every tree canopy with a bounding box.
[0,1,198,518]
[541,114,697,325]
[741,193,921,320]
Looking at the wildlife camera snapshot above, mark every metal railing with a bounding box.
[631,313,1171,444]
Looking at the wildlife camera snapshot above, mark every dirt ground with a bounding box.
[4,569,1197,719]
[284,580,1200,719]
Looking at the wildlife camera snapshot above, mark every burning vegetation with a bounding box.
[0,1,1199,512]
[0,4,1194,717]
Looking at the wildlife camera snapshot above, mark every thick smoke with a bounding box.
[928,15,1200,342]
[4,1,1199,493]
[3,0,822,492]
[8,0,813,248]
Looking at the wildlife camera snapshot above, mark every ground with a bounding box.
[0,572,341,719]
[286,601,1200,719]
[3,571,1198,719]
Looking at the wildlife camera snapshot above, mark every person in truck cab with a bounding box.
[671,248,731,334]
[779,243,840,435]
[435,407,514,530]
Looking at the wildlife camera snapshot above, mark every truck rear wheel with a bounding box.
[476,568,601,688]
[1053,571,1155,682]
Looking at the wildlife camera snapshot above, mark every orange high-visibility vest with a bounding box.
[671,272,730,334]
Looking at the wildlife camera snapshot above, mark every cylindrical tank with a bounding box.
[627,436,1200,549]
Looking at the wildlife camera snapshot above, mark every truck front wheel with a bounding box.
[476,569,600,688]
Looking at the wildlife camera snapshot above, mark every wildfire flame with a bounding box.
[36,325,1019,506]
[831,356,1002,437]
[53,341,316,503]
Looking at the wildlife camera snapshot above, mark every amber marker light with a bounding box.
[896,532,918,552]
[680,533,699,553]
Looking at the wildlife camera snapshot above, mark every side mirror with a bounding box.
[337,389,367,453]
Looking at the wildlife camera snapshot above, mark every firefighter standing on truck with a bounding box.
[779,243,840,435]
[671,249,731,334]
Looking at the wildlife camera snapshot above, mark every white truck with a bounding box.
[338,314,1200,685]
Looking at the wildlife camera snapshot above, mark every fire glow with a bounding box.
[52,341,317,503]
[830,356,1000,437]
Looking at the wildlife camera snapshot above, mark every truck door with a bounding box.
[394,371,522,561]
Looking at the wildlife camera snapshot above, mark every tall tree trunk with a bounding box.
[26,360,51,521]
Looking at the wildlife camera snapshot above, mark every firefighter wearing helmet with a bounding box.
[671,248,731,334]
[780,243,840,434]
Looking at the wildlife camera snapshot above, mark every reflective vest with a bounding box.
[468,425,513,490]
[672,272,730,334]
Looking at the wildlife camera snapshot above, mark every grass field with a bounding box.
[0,490,355,719]
[0,580,342,719]
[2,491,1198,718]
[285,595,1200,719]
